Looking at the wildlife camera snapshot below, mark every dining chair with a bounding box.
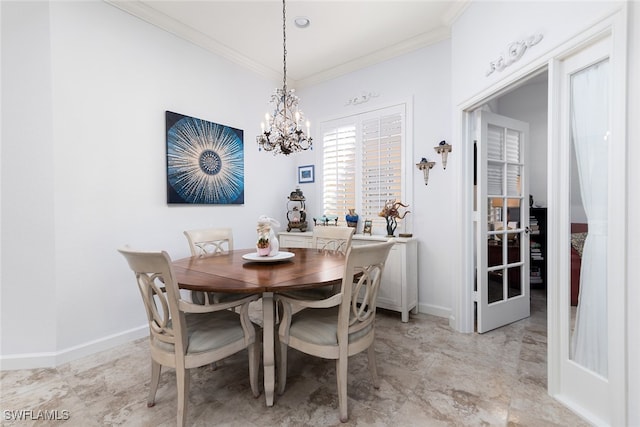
[118,247,260,427]
[312,226,355,255]
[183,227,240,305]
[184,227,234,256]
[275,240,395,422]
[282,226,355,300]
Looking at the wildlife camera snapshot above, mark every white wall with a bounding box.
[1,1,295,366]
[298,40,454,318]
[1,1,58,359]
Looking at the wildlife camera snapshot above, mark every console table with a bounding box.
[279,231,418,322]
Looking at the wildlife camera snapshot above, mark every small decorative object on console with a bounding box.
[363,220,373,235]
[286,188,307,232]
[313,215,338,227]
[379,200,410,237]
[345,209,359,228]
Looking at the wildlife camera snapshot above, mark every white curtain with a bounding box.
[570,59,609,377]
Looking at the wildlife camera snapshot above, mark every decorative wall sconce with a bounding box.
[416,158,436,185]
[434,140,452,169]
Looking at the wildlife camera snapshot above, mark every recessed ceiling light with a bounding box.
[294,16,310,29]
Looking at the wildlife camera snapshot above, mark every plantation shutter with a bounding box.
[321,103,405,232]
[322,124,356,217]
[361,113,403,227]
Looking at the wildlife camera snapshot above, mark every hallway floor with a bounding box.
[1,288,589,426]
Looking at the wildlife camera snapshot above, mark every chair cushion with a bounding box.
[289,307,372,346]
[154,310,249,354]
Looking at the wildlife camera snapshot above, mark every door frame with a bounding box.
[453,8,627,425]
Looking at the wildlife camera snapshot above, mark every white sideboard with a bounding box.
[278,231,418,322]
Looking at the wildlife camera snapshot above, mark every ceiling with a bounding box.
[105,0,469,88]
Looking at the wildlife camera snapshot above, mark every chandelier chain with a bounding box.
[282,0,287,93]
[256,0,312,155]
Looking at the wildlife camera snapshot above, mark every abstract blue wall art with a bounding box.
[166,111,244,204]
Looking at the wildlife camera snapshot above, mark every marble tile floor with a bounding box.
[1,288,590,426]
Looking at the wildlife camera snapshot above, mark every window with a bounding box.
[321,104,405,229]
[322,123,356,220]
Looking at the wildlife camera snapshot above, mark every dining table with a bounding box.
[172,247,346,406]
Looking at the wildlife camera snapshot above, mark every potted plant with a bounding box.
[257,236,271,256]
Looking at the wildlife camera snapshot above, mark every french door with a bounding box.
[549,29,626,425]
[476,111,530,333]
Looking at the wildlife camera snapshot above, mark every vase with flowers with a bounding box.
[379,200,410,237]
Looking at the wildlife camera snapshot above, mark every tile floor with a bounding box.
[1,288,590,426]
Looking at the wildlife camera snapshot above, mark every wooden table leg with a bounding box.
[262,291,275,406]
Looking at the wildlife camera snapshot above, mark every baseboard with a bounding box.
[0,351,58,371]
[418,302,451,319]
[553,394,605,427]
[0,325,148,371]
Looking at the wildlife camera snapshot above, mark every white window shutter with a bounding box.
[322,124,356,218]
[321,104,405,231]
[362,113,403,227]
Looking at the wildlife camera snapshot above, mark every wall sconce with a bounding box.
[434,140,452,169]
[416,158,436,185]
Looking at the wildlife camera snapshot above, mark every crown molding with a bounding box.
[295,26,451,89]
[105,0,454,88]
[441,0,471,27]
[104,0,282,83]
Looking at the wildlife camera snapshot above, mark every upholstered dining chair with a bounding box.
[183,227,239,305]
[281,226,355,301]
[275,240,395,422]
[118,247,260,427]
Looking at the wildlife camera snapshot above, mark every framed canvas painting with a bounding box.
[166,111,244,204]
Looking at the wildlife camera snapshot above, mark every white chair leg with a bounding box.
[176,367,190,427]
[147,360,161,407]
[367,345,380,389]
[276,342,288,395]
[336,357,349,423]
[248,342,260,397]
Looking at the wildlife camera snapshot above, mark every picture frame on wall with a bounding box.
[298,165,315,184]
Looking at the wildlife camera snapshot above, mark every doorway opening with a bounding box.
[460,14,627,424]
[472,71,549,334]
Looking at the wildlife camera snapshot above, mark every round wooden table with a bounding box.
[173,247,345,406]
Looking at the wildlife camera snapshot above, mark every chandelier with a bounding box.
[257,0,312,155]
